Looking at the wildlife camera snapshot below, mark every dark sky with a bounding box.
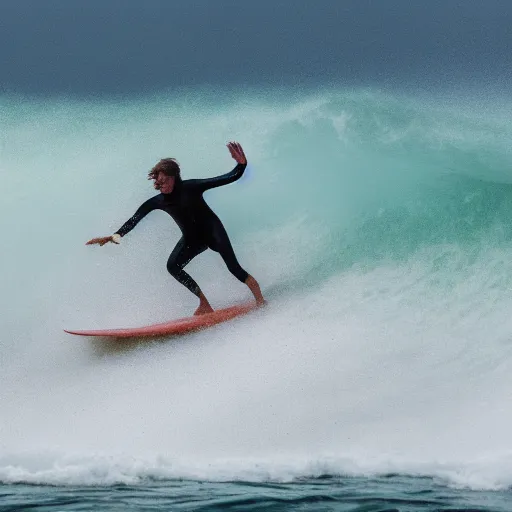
[1,0,511,96]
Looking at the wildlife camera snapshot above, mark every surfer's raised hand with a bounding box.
[227,141,247,164]
[86,235,120,246]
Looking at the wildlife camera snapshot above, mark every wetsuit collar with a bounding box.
[162,179,182,197]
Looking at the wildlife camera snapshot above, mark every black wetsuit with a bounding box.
[115,163,249,296]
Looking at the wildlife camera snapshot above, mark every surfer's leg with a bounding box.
[209,224,266,306]
[244,275,265,306]
[167,238,213,315]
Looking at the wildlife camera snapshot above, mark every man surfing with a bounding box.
[87,142,265,315]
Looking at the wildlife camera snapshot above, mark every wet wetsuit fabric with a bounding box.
[115,163,249,296]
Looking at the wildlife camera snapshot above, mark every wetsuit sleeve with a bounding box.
[191,163,247,192]
[114,197,157,237]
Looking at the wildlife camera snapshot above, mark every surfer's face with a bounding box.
[154,171,175,194]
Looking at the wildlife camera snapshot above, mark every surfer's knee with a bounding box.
[166,259,180,277]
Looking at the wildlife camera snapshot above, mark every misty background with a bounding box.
[1,0,511,97]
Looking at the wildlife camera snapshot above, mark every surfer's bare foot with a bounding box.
[245,275,265,306]
[194,304,214,315]
[194,293,214,315]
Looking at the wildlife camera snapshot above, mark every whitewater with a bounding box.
[2,87,512,499]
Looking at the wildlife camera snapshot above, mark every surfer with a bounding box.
[86,142,265,315]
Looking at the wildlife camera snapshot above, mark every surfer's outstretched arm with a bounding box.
[86,197,157,246]
[192,142,248,192]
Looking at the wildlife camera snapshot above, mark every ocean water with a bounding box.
[2,87,512,510]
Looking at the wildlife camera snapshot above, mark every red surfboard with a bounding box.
[64,302,259,338]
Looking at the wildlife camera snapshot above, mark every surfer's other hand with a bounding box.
[86,236,118,246]
[227,141,247,164]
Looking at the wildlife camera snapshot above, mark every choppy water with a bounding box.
[2,477,512,511]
